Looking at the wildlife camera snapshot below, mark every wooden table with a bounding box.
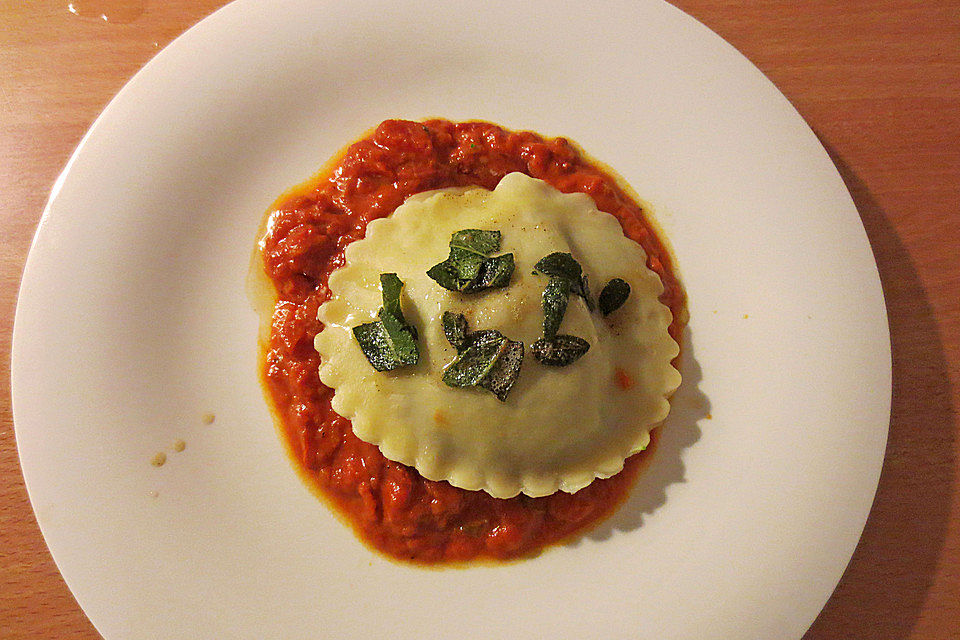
[1,1,957,637]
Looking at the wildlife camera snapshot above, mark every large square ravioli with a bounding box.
[315,172,681,499]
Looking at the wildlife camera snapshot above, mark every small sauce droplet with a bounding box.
[67,0,144,24]
[173,439,186,453]
[201,413,215,425]
[147,490,159,498]
[150,452,167,467]
[614,368,633,390]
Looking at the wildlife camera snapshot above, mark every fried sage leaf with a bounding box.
[532,334,591,366]
[479,338,525,400]
[578,273,595,311]
[353,320,417,371]
[378,308,419,364]
[442,311,470,352]
[440,319,524,401]
[534,251,592,308]
[534,252,582,281]
[442,331,507,387]
[542,276,571,340]
[379,272,418,339]
[599,277,631,316]
[425,261,466,292]
[451,229,501,256]
[468,253,515,291]
[352,274,419,371]
[380,273,405,320]
[427,229,515,292]
[533,254,594,367]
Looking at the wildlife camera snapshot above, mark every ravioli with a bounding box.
[314,172,680,499]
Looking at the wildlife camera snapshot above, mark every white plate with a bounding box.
[12,1,891,638]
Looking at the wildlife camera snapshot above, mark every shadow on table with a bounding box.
[803,143,956,639]
[578,329,709,542]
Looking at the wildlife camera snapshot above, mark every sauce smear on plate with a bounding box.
[258,119,685,563]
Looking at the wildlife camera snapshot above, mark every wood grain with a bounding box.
[1,1,957,637]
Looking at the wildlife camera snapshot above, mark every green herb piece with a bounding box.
[447,248,484,282]
[533,253,595,367]
[425,261,466,292]
[451,229,502,256]
[353,320,418,371]
[534,252,582,281]
[599,278,631,316]
[479,338,524,400]
[440,319,524,401]
[534,251,593,308]
[578,274,595,311]
[378,308,419,364]
[379,272,418,339]
[380,273,405,321]
[352,274,419,371]
[427,229,515,292]
[532,335,591,366]
[542,276,570,340]
[468,253,515,291]
[442,311,470,352]
[442,331,508,387]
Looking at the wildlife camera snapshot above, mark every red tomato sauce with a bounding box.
[259,119,685,563]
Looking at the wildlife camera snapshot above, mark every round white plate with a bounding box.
[12,1,891,638]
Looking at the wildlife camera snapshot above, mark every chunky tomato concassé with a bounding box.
[259,119,685,563]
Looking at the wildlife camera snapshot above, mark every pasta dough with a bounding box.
[315,172,680,498]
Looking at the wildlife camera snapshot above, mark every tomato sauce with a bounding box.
[258,119,685,563]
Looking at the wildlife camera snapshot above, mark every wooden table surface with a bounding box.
[1,1,958,637]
